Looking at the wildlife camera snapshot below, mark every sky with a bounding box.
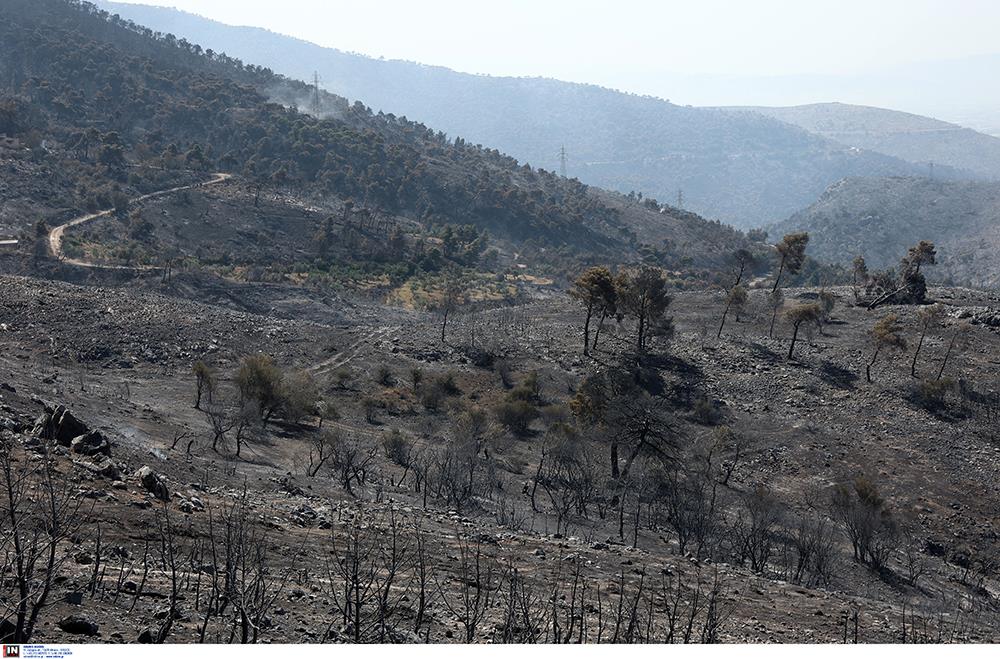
[109,0,1000,80]
[106,0,1000,130]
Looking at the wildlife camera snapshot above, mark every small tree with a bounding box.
[867,314,907,383]
[1,440,86,642]
[869,241,938,309]
[717,285,748,338]
[617,267,673,353]
[280,370,320,425]
[783,303,822,360]
[911,303,944,378]
[728,248,756,288]
[409,367,424,394]
[568,266,617,356]
[818,289,836,326]
[771,233,809,293]
[375,365,395,387]
[851,256,869,303]
[831,476,898,570]
[236,354,284,424]
[903,240,937,276]
[435,273,464,344]
[307,430,339,476]
[192,360,215,410]
[936,321,972,381]
[495,398,540,436]
[767,288,784,338]
[314,398,339,428]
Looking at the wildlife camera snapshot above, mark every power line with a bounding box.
[310,71,322,115]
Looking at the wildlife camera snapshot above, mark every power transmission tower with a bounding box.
[559,145,567,178]
[677,189,684,209]
[310,71,322,115]
[928,161,935,180]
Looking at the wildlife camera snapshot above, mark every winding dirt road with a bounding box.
[48,172,231,269]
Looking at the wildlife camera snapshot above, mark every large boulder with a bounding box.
[33,405,89,446]
[136,466,169,501]
[58,615,99,636]
[70,430,111,457]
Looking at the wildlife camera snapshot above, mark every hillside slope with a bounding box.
[0,0,750,272]
[771,176,1000,287]
[94,1,969,228]
[742,103,1000,179]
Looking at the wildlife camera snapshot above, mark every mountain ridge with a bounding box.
[94,1,975,228]
[770,175,1000,287]
[735,102,1000,179]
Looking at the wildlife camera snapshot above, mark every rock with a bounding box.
[136,466,169,501]
[112,480,127,490]
[75,458,120,480]
[137,628,156,643]
[58,614,99,636]
[34,405,89,446]
[178,497,204,514]
[924,539,947,557]
[70,430,111,457]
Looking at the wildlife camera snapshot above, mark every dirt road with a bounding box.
[48,171,231,269]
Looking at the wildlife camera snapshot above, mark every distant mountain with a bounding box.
[770,176,1000,287]
[536,54,1000,139]
[738,103,1000,179]
[95,2,973,229]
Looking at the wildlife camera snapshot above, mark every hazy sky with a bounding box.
[111,0,999,82]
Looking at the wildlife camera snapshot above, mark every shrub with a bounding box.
[691,396,721,425]
[280,370,320,424]
[495,398,540,436]
[409,367,424,393]
[382,429,413,467]
[495,359,515,388]
[332,368,354,390]
[191,360,215,410]
[362,396,382,424]
[912,377,954,412]
[539,404,570,427]
[420,385,445,412]
[375,365,395,387]
[436,372,461,396]
[315,398,340,428]
[461,345,496,369]
[236,354,284,423]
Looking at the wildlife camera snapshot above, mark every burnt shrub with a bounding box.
[495,398,540,436]
[911,378,954,413]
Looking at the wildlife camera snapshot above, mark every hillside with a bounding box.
[0,0,760,283]
[4,270,1000,642]
[771,176,1000,287]
[742,103,1000,179]
[93,1,971,228]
